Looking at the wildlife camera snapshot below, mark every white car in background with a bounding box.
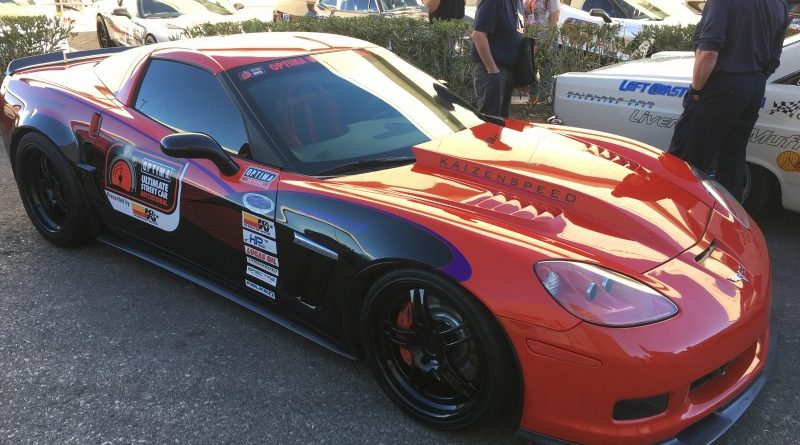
[551,34,800,214]
[96,0,258,46]
[559,0,699,44]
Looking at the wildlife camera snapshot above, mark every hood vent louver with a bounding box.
[586,144,641,172]
[462,192,563,225]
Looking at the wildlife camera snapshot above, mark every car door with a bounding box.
[93,57,284,303]
[104,0,138,45]
[752,70,800,199]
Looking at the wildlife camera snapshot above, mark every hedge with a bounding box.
[0,16,74,81]
[182,17,697,106]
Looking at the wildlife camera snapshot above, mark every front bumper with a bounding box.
[515,324,777,445]
[504,205,772,445]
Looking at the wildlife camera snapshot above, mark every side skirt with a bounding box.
[96,232,357,360]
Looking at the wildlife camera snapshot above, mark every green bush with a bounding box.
[183,17,475,101]
[0,15,74,81]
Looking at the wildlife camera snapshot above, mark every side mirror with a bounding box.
[589,8,612,23]
[233,2,244,9]
[160,133,240,176]
[112,7,132,17]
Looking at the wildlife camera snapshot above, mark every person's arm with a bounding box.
[690,49,718,97]
[766,14,790,76]
[471,30,499,73]
[425,0,441,14]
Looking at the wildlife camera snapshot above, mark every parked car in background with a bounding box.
[0,0,52,17]
[96,0,257,46]
[273,0,425,19]
[551,34,800,215]
[560,0,699,45]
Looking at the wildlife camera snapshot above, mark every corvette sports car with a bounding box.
[1,33,773,444]
[551,34,800,216]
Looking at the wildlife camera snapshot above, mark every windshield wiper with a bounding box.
[317,156,416,176]
[432,83,505,126]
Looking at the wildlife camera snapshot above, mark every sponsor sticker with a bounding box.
[777,151,800,172]
[242,193,275,216]
[246,279,276,299]
[267,56,317,72]
[768,100,800,119]
[243,229,277,254]
[245,245,279,267]
[565,91,654,109]
[247,256,279,276]
[619,79,689,98]
[239,166,277,189]
[105,144,187,232]
[242,211,276,238]
[246,265,278,287]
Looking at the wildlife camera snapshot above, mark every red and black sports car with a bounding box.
[1,33,774,444]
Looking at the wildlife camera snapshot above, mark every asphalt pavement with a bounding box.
[1,149,799,443]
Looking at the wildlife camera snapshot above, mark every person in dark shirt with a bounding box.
[668,0,790,201]
[426,0,465,21]
[471,0,523,117]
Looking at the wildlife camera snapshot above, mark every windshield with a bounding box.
[140,0,235,18]
[230,48,483,176]
[381,0,420,12]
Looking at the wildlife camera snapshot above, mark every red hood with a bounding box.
[352,122,711,273]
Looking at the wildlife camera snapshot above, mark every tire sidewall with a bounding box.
[15,133,91,246]
[360,268,516,430]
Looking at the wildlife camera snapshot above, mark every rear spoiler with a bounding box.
[6,47,132,76]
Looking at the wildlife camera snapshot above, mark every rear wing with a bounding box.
[6,47,131,76]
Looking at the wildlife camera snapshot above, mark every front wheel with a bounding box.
[96,16,112,48]
[14,133,92,246]
[361,269,517,430]
[144,34,158,45]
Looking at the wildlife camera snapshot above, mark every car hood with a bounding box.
[346,123,711,273]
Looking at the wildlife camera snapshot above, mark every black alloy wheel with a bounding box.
[361,269,516,430]
[15,133,91,246]
[96,16,112,48]
[144,34,158,45]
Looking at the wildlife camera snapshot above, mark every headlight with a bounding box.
[690,166,750,230]
[534,261,678,327]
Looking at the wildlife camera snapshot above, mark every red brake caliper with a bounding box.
[397,300,414,366]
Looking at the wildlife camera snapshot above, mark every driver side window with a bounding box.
[134,59,250,155]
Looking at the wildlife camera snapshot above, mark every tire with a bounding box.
[144,34,157,45]
[361,268,517,430]
[14,133,92,247]
[96,16,112,48]
[741,162,777,215]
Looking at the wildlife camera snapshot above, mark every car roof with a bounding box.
[145,32,377,72]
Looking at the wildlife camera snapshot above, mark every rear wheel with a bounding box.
[96,16,112,48]
[741,162,777,215]
[144,34,157,45]
[361,269,516,430]
[14,133,92,246]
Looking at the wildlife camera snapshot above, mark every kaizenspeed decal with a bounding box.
[105,144,187,231]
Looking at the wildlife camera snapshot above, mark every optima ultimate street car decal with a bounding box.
[105,144,187,231]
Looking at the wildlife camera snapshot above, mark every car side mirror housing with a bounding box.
[160,133,240,176]
[589,8,612,23]
[112,7,131,17]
